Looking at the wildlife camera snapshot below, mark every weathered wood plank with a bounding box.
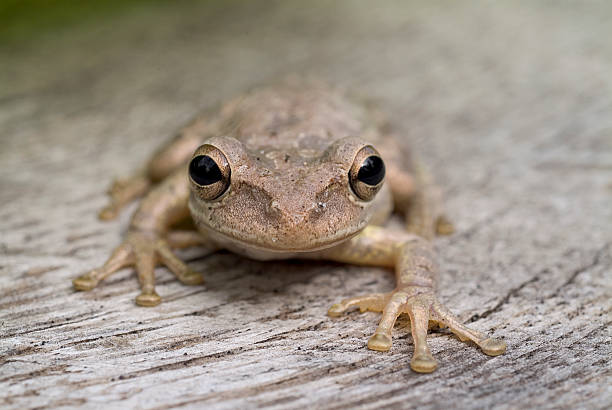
[1,1,611,409]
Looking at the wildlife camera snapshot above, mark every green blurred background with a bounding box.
[1,0,159,44]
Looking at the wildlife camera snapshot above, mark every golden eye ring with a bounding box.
[189,145,231,200]
[349,145,385,201]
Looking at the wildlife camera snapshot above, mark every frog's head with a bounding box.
[187,136,387,253]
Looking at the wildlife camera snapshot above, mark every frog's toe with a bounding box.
[410,353,438,373]
[157,244,205,286]
[135,291,162,307]
[435,215,454,236]
[327,303,347,317]
[100,174,151,221]
[98,205,119,221]
[178,269,205,286]
[327,293,387,317]
[432,301,507,358]
[480,338,507,356]
[367,333,392,352]
[72,273,99,291]
[73,242,133,292]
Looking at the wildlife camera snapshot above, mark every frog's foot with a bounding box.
[328,288,505,373]
[99,173,151,220]
[328,288,436,372]
[73,230,204,306]
[435,214,454,236]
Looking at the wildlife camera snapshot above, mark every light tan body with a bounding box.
[74,78,506,373]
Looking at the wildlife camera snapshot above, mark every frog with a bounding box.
[73,77,506,373]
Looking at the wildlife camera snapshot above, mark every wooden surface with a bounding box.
[1,1,611,409]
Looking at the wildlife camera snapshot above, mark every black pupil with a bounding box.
[357,156,385,185]
[189,155,223,185]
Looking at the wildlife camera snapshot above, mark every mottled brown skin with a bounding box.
[74,78,506,373]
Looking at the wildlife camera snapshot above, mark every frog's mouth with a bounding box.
[192,213,368,254]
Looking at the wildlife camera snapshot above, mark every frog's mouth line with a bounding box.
[196,218,366,254]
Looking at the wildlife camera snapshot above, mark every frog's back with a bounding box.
[216,78,383,165]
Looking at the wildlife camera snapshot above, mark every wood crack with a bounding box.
[467,243,609,324]
[549,243,610,298]
[467,275,540,323]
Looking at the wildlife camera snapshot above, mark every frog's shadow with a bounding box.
[183,249,393,304]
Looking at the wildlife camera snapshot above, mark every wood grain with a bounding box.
[1,1,611,409]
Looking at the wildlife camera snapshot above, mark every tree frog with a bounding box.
[73,78,506,373]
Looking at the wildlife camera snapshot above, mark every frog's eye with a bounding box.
[349,146,385,201]
[189,145,231,200]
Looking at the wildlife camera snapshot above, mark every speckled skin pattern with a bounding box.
[73,78,506,373]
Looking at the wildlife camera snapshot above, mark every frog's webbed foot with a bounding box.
[329,288,439,372]
[328,287,505,373]
[73,230,205,306]
[98,173,151,220]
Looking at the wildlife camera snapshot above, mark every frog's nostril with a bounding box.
[280,205,317,227]
[285,212,309,225]
[269,197,318,221]
[269,200,281,212]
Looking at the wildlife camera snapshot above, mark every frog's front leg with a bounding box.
[322,226,506,373]
[99,115,210,220]
[75,168,216,306]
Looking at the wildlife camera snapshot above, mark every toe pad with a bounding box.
[73,275,98,291]
[136,291,162,307]
[410,354,438,373]
[480,338,507,356]
[327,303,345,317]
[368,333,392,352]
